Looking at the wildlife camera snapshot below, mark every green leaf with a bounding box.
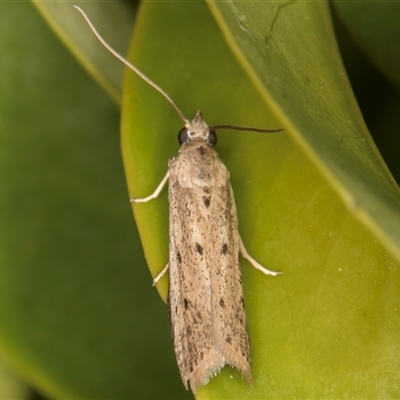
[208,1,400,261]
[122,1,400,398]
[332,1,400,89]
[0,2,185,398]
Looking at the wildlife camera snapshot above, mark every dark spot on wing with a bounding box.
[177,251,182,263]
[184,298,189,309]
[195,243,203,255]
[225,336,232,344]
[202,196,211,207]
[221,243,228,255]
[219,298,225,308]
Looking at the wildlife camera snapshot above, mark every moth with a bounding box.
[75,6,283,393]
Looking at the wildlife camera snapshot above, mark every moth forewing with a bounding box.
[211,183,252,382]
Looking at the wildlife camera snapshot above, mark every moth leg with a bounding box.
[152,263,169,286]
[130,171,169,203]
[239,236,281,276]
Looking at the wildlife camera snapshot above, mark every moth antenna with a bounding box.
[210,125,284,133]
[74,5,189,124]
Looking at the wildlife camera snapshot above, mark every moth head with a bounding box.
[178,110,217,146]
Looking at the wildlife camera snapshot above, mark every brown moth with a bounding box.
[75,6,282,393]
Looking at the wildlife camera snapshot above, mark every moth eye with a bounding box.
[208,130,217,146]
[178,127,190,144]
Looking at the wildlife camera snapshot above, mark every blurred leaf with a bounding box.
[332,1,400,89]
[32,0,137,103]
[122,1,400,398]
[0,358,28,399]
